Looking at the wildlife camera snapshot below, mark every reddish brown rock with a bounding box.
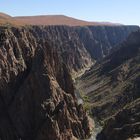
[0,26,91,140]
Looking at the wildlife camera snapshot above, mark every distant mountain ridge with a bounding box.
[0,12,23,25]
[0,12,12,19]
[0,12,122,26]
[14,15,122,26]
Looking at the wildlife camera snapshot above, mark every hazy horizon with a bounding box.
[0,0,140,26]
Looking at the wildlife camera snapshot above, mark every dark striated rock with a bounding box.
[28,25,93,77]
[97,98,140,140]
[75,25,139,60]
[0,26,91,140]
[77,30,140,139]
[0,22,139,140]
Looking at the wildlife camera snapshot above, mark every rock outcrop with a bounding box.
[97,30,140,140]
[0,26,92,140]
[97,99,140,140]
[75,26,139,60]
[77,30,140,139]
[28,25,93,76]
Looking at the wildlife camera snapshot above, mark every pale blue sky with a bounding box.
[0,0,140,25]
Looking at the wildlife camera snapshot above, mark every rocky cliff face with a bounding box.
[77,30,140,140]
[28,25,93,76]
[0,22,139,140]
[97,30,140,140]
[75,26,139,60]
[98,98,140,140]
[0,26,92,140]
[28,25,138,76]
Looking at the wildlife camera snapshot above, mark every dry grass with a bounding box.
[0,12,121,27]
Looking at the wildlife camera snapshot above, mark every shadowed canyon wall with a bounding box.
[75,26,139,60]
[0,24,139,140]
[0,26,91,140]
[77,30,140,140]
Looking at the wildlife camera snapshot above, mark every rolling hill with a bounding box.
[0,12,121,26]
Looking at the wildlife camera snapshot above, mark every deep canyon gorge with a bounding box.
[0,13,140,140]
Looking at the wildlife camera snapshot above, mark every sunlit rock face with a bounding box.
[0,26,92,140]
[0,23,139,140]
[28,26,94,76]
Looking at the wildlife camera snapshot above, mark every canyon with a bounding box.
[0,13,140,140]
[77,30,140,140]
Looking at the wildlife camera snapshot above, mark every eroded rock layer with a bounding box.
[0,26,91,140]
[0,23,139,140]
[77,30,140,140]
[75,26,139,60]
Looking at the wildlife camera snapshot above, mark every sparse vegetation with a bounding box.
[79,89,92,115]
